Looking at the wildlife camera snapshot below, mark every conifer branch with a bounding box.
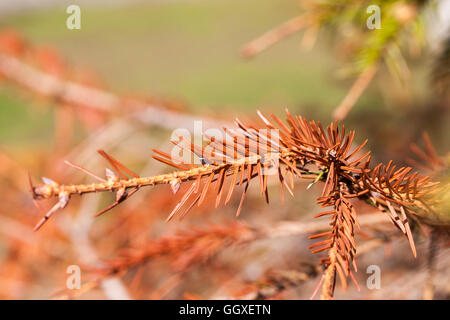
[30,109,440,298]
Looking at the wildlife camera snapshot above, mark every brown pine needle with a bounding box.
[64,160,106,182]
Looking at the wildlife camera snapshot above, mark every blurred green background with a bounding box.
[0,0,448,160]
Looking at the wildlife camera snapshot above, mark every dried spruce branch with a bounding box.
[0,30,225,130]
[30,109,439,299]
[100,222,252,276]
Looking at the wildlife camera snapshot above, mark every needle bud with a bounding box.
[170,179,181,194]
